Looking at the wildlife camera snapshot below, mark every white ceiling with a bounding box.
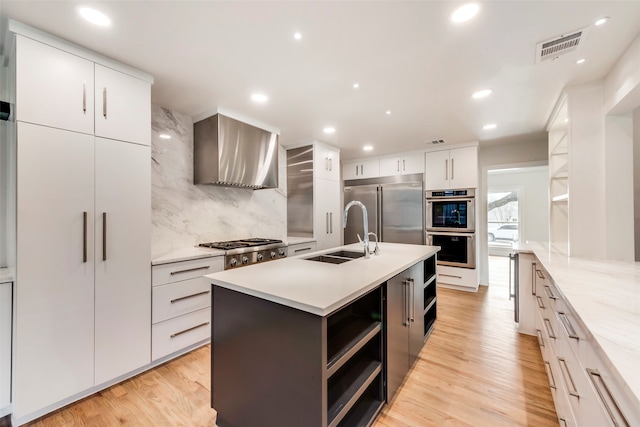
[2,1,640,160]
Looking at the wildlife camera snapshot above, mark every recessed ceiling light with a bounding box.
[363,145,373,152]
[294,32,302,40]
[576,58,586,64]
[159,133,171,140]
[595,17,609,26]
[385,110,391,115]
[472,89,493,99]
[353,83,360,89]
[251,93,268,103]
[483,123,497,130]
[323,127,336,134]
[78,6,111,26]
[451,3,480,23]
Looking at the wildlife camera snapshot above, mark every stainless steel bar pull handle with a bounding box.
[558,358,579,398]
[294,247,312,253]
[440,273,462,279]
[558,312,579,340]
[543,318,556,339]
[170,290,210,304]
[360,165,363,175]
[402,280,409,326]
[102,87,107,118]
[535,329,544,347]
[329,212,333,233]
[83,211,87,263]
[544,361,556,389]
[102,212,107,261]
[170,322,209,338]
[445,159,448,180]
[355,165,359,176]
[531,263,537,295]
[169,265,210,275]
[403,159,406,171]
[544,285,556,300]
[587,369,630,427]
[82,81,87,113]
[409,278,415,322]
[326,212,329,234]
[536,296,545,309]
[451,158,454,180]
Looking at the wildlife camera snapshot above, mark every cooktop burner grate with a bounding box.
[198,238,283,250]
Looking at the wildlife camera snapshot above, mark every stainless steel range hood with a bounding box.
[194,113,279,189]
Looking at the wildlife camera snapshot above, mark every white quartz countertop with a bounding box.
[205,242,439,316]
[151,247,224,265]
[515,242,640,406]
[0,267,13,283]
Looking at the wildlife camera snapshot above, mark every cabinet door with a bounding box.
[379,157,402,177]
[402,154,425,175]
[16,35,95,134]
[386,272,410,401]
[343,159,380,180]
[0,283,11,411]
[94,138,151,384]
[425,150,450,190]
[314,178,341,250]
[314,144,340,181]
[408,262,425,366]
[95,64,151,145]
[449,146,477,189]
[14,123,95,418]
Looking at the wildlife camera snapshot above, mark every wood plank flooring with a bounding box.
[22,282,557,427]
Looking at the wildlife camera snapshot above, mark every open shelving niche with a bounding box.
[326,286,384,427]
[423,256,437,340]
[548,98,569,253]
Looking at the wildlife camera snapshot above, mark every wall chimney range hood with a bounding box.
[194,113,279,189]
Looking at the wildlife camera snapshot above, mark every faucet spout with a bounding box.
[343,200,370,259]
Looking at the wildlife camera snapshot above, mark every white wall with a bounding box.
[151,105,287,258]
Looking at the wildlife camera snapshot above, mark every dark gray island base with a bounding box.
[209,244,438,427]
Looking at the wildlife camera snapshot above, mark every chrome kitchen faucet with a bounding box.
[343,200,370,259]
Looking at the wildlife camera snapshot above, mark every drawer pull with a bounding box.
[170,290,210,304]
[587,369,630,427]
[559,418,567,427]
[544,285,557,300]
[531,263,537,295]
[558,312,579,340]
[543,318,556,339]
[536,296,545,309]
[536,269,544,279]
[536,329,545,347]
[294,247,312,253]
[169,265,210,275]
[558,358,579,398]
[170,322,209,338]
[440,273,462,279]
[544,361,556,389]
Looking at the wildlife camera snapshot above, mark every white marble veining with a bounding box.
[285,236,316,245]
[516,242,640,406]
[205,242,439,316]
[151,105,287,259]
[151,247,224,266]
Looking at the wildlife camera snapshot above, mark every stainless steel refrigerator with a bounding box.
[344,174,424,245]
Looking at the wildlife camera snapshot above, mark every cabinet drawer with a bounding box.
[152,278,211,324]
[288,242,317,256]
[152,256,223,286]
[435,266,478,291]
[152,307,211,361]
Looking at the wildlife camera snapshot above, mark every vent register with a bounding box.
[535,26,589,63]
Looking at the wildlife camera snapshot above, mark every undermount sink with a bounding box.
[304,250,365,264]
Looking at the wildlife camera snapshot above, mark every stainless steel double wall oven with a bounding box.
[426,189,476,268]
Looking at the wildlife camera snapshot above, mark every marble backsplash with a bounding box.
[151,105,287,257]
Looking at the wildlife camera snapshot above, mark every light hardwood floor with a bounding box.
[23,283,557,427]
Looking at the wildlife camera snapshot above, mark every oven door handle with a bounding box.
[427,231,476,237]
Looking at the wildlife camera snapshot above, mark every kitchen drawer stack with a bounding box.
[531,262,637,427]
[151,256,223,360]
[326,287,384,427]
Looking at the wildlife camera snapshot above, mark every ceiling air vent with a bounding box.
[535,26,588,63]
[430,139,445,144]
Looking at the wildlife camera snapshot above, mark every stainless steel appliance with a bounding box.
[199,238,287,269]
[426,188,476,269]
[193,113,279,189]
[426,232,475,268]
[426,188,475,232]
[343,174,424,245]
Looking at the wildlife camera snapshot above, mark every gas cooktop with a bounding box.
[198,238,287,269]
[198,238,283,250]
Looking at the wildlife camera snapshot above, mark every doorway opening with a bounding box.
[487,186,520,289]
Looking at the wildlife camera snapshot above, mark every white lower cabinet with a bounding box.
[521,256,638,427]
[151,257,223,361]
[1,281,12,416]
[435,265,479,291]
[14,123,152,420]
[287,241,317,257]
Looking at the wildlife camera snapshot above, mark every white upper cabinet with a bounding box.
[379,154,424,177]
[16,35,95,134]
[343,158,380,180]
[94,64,151,145]
[314,143,340,181]
[425,146,477,190]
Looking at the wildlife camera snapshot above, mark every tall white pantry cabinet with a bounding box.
[10,25,153,423]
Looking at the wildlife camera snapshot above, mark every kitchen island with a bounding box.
[205,242,439,427]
